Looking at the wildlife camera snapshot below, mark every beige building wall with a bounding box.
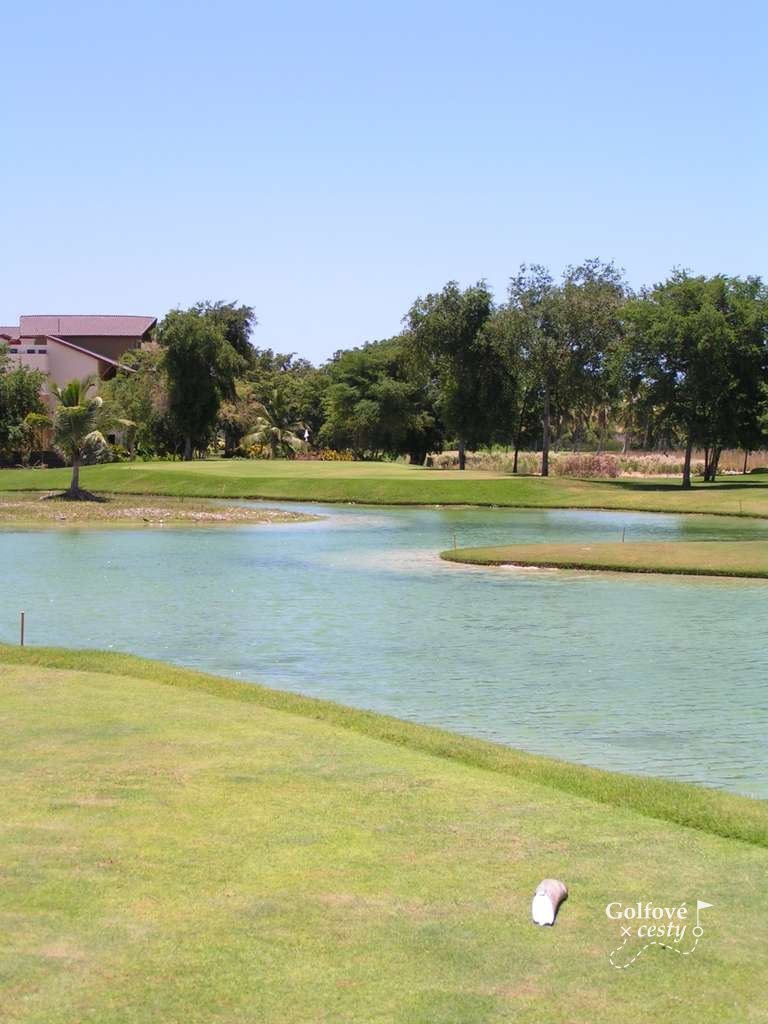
[8,347,49,377]
[47,342,101,389]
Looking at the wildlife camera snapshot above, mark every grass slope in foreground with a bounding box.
[1,647,767,1024]
[2,459,768,517]
[442,540,768,579]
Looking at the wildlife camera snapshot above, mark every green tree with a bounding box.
[192,301,257,364]
[699,276,768,479]
[217,381,263,455]
[22,411,53,461]
[320,338,441,462]
[100,347,169,456]
[478,307,542,472]
[245,349,330,445]
[160,308,244,460]
[0,345,46,460]
[404,281,495,469]
[242,387,305,458]
[506,261,626,476]
[625,272,768,488]
[50,377,107,500]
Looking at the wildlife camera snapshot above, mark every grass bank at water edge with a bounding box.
[2,645,766,847]
[2,459,768,517]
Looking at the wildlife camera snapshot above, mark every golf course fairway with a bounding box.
[2,459,768,518]
[1,646,766,1023]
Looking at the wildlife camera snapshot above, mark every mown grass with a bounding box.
[1,646,767,1023]
[442,540,768,579]
[2,460,768,517]
[3,646,766,848]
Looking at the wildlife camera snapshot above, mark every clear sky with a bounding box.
[3,0,766,362]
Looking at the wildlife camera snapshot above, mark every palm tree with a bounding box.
[49,376,108,501]
[242,388,304,459]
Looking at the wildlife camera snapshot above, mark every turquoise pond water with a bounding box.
[1,503,767,797]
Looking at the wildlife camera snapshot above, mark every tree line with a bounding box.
[2,265,767,488]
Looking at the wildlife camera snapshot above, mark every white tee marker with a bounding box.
[531,879,568,926]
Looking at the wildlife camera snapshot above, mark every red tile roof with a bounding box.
[0,326,21,339]
[19,315,156,337]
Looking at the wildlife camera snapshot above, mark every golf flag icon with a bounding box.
[694,900,713,936]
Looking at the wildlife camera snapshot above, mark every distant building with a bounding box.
[0,314,157,399]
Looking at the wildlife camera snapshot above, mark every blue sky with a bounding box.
[3,0,765,362]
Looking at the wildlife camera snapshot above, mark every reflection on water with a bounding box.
[1,503,767,798]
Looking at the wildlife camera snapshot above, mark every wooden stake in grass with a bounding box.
[19,611,25,647]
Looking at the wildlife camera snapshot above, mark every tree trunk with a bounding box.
[743,449,750,475]
[512,395,529,475]
[682,436,693,489]
[44,455,106,501]
[457,439,466,471]
[622,402,633,454]
[702,445,721,482]
[597,407,607,454]
[183,435,192,461]
[541,385,551,478]
[708,446,721,482]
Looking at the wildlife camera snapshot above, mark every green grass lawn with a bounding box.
[1,647,767,1023]
[2,459,768,517]
[442,540,768,579]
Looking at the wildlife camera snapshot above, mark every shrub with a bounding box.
[109,443,133,462]
[245,443,270,459]
[551,453,621,478]
[81,432,114,465]
[618,453,705,476]
[318,448,354,461]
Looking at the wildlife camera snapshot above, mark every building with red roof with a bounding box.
[0,314,156,396]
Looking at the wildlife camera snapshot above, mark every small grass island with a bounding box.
[442,539,768,579]
[0,491,318,529]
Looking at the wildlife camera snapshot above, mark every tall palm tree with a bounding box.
[242,388,304,459]
[49,376,107,500]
